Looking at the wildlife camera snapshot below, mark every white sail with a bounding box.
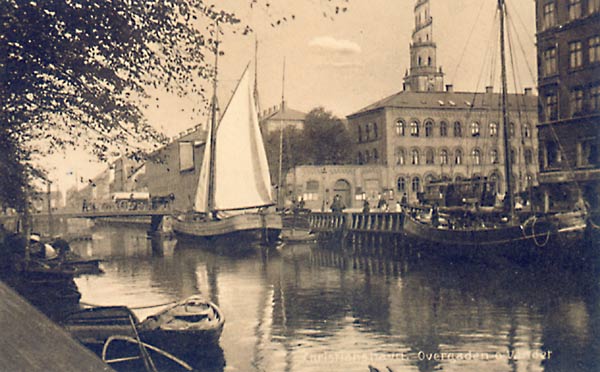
[193,66,274,213]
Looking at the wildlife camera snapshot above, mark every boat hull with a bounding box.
[402,213,591,266]
[173,212,282,246]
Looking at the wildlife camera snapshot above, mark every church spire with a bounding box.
[403,0,444,92]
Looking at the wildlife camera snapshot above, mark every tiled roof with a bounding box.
[348,90,538,118]
[263,107,307,122]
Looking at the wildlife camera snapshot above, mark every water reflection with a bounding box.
[68,225,599,372]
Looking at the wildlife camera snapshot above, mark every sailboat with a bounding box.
[402,0,590,265]
[173,62,282,247]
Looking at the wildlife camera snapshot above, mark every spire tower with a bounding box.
[403,0,444,92]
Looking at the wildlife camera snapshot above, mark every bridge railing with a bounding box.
[308,211,406,234]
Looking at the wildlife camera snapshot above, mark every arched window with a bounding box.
[426,148,435,164]
[440,121,448,137]
[490,149,499,164]
[397,177,406,192]
[472,148,482,165]
[410,121,420,137]
[358,125,363,142]
[427,56,432,66]
[411,149,420,165]
[395,120,405,136]
[357,152,364,165]
[418,56,422,66]
[509,122,515,138]
[440,149,449,165]
[425,120,434,137]
[471,121,480,136]
[489,122,498,137]
[489,173,501,194]
[395,147,405,165]
[373,122,378,139]
[523,123,531,138]
[455,149,463,165]
[412,177,421,193]
[454,121,462,137]
[373,148,379,162]
[365,123,371,141]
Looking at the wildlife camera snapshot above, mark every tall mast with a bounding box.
[253,36,261,112]
[498,0,515,221]
[277,58,286,210]
[207,23,220,214]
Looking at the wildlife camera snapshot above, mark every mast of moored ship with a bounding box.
[498,0,515,222]
[277,58,286,211]
[207,23,220,216]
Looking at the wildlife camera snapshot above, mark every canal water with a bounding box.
[67,224,598,372]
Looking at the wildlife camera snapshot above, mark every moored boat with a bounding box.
[61,295,224,355]
[173,44,281,248]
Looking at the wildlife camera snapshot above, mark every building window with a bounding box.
[569,41,583,69]
[373,122,378,139]
[590,0,600,14]
[547,141,562,167]
[411,149,420,165]
[570,88,584,116]
[410,121,419,137]
[523,123,531,138]
[365,150,370,163]
[425,120,434,137]
[455,149,463,165]
[470,121,480,137]
[589,36,600,64]
[453,121,462,137]
[578,140,598,166]
[545,92,558,121]
[543,47,557,76]
[440,121,448,137]
[395,120,405,136]
[471,149,482,165]
[411,177,421,193]
[373,148,379,162]
[426,149,435,164]
[305,180,320,201]
[358,125,362,143]
[490,149,499,164]
[397,177,406,192]
[509,122,515,138]
[489,122,498,137]
[525,149,533,165]
[568,0,582,21]
[357,152,364,165]
[543,2,556,29]
[365,123,371,141]
[591,85,600,111]
[440,149,449,165]
[395,147,405,165]
[510,149,517,165]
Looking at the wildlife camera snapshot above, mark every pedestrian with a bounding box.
[395,201,402,212]
[400,193,408,207]
[362,199,370,214]
[331,194,346,214]
[82,198,88,212]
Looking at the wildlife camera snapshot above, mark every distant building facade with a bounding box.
[286,0,539,206]
[259,102,306,134]
[145,125,207,211]
[536,0,600,211]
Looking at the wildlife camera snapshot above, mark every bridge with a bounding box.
[0,209,176,236]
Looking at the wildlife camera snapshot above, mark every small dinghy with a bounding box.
[138,295,225,351]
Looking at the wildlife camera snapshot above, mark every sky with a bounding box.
[42,0,538,193]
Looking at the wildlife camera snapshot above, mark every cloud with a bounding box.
[308,36,361,55]
[318,61,363,69]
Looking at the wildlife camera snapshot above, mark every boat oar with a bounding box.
[128,313,158,372]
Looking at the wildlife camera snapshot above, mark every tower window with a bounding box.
[410,121,419,137]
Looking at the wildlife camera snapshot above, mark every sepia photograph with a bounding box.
[0,0,598,371]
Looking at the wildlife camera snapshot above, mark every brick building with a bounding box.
[536,0,600,211]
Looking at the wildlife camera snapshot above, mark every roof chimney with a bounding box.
[485,86,494,94]
[524,87,532,96]
[446,84,454,93]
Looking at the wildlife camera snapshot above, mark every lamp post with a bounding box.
[47,180,53,237]
[321,167,327,212]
